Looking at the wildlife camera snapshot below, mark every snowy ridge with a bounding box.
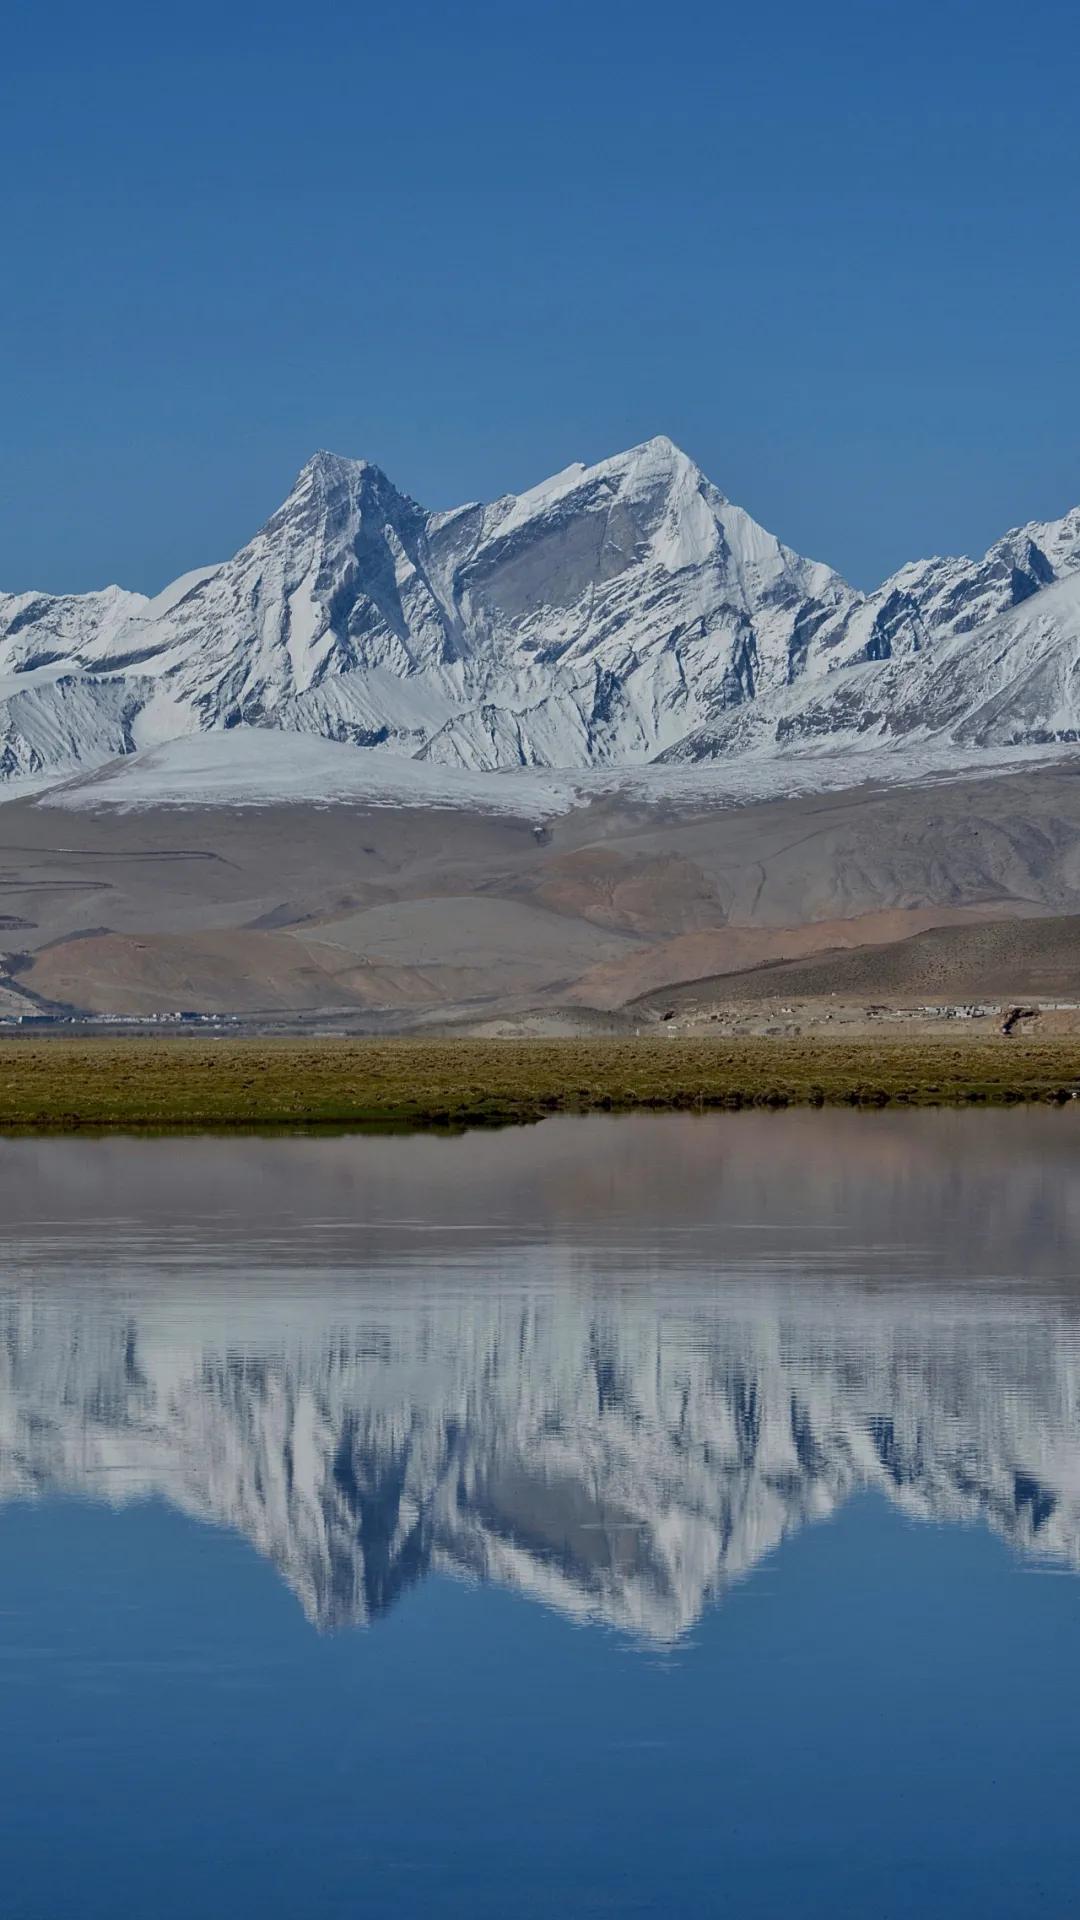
[3,439,1080,791]
[2,1277,1078,1640]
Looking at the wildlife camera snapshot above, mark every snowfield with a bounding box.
[40,724,1079,816]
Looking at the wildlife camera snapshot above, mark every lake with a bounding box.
[1,1111,1079,1918]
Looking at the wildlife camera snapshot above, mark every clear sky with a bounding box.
[2,0,1077,595]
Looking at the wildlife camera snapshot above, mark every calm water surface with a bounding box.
[2,1111,1079,1918]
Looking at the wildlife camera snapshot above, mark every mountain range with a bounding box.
[3,436,1080,788]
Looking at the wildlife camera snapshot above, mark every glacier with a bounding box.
[3,435,1080,789]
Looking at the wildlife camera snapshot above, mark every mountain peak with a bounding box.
[612,434,706,480]
[625,432,684,461]
[274,450,413,533]
[291,448,376,493]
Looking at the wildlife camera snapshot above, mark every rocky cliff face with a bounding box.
[3,440,1080,786]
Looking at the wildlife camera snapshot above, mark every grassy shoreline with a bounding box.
[2,1034,1080,1131]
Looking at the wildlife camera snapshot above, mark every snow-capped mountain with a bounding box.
[2,437,1080,785]
[2,1277,1078,1639]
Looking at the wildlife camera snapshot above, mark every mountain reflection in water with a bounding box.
[1,1111,1079,1641]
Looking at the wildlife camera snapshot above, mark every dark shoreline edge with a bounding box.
[2,1035,1080,1132]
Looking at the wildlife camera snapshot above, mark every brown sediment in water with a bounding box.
[2,1034,1080,1131]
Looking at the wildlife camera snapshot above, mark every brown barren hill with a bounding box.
[631,914,1080,1013]
[5,759,1080,1024]
[567,905,1033,1011]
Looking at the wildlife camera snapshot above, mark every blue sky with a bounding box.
[2,0,1077,594]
